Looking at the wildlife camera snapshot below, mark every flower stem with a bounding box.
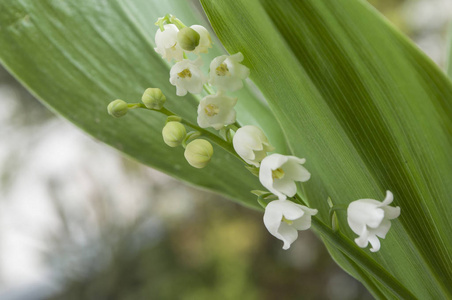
[293,193,415,298]
[169,15,186,29]
[133,104,248,164]
[156,107,239,159]
[310,217,416,299]
[203,83,215,95]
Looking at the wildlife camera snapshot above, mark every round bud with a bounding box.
[177,27,200,51]
[107,99,128,118]
[184,139,213,169]
[162,121,187,147]
[142,88,166,110]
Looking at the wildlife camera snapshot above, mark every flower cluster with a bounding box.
[231,125,317,249]
[150,15,250,168]
[107,14,400,254]
[155,16,249,131]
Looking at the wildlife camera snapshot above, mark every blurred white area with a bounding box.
[403,0,452,65]
[0,1,451,299]
[0,80,197,298]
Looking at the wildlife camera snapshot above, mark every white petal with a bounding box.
[347,191,400,252]
[380,190,394,206]
[301,206,318,216]
[175,86,188,96]
[263,201,283,237]
[259,160,276,193]
[272,178,297,198]
[234,142,256,161]
[154,24,183,62]
[259,154,311,199]
[262,154,289,170]
[291,206,317,231]
[259,154,287,197]
[347,199,384,229]
[278,222,298,250]
[347,217,363,236]
[233,126,269,165]
[197,94,237,130]
[169,59,207,96]
[354,226,370,248]
[372,219,391,239]
[190,25,212,54]
[209,52,250,92]
[229,52,244,62]
[275,200,305,220]
[283,158,311,182]
[382,205,400,220]
[368,235,381,252]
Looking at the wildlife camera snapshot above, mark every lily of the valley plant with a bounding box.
[109,15,403,252]
[1,1,451,299]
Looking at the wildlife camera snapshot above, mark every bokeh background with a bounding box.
[0,0,450,299]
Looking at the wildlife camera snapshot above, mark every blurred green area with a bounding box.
[369,0,408,31]
[46,196,370,300]
[1,0,450,299]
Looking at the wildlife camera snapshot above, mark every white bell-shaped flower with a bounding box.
[264,200,318,250]
[209,52,250,92]
[259,154,311,200]
[233,125,274,167]
[197,93,237,130]
[190,25,212,54]
[347,190,401,252]
[169,58,207,96]
[154,24,184,62]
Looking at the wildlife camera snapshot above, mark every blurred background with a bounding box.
[0,0,450,299]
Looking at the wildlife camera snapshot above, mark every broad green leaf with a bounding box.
[0,0,286,209]
[447,22,452,78]
[201,0,452,298]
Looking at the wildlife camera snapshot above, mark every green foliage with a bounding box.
[0,0,285,209]
[200,0,452,298]
[0,0,451,298]
[448,22,452,78]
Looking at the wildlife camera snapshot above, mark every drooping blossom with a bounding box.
[209,52,250,92]
[259,154,311,200]
[190,25,212,54]
[233,125,274,167]
[197,93,237,130]
[347,190,401,252]
[169,58,207,96]
[154,24,184,62]
[264,200,318,250]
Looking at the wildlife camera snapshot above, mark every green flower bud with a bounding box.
[142,88,166,110]
[184,139,213,169]
[177,27,200,51]
[107,99,128,118]
[162,121,186,147]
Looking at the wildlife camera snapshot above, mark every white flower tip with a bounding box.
[369,236,381,252]
[176,88,187,97]
[232,52,244,62]
[302,171,311,182]
[388,206,401,220]
[382,190,394,205]
[309,208,318,216]
[354,236,368,248]
[278,194,287,201]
